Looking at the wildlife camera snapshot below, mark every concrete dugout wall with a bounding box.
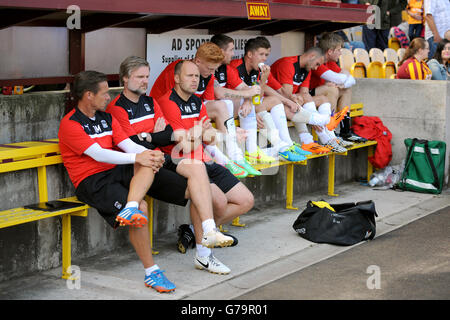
[1,79,449,282]
[352,78,450,185]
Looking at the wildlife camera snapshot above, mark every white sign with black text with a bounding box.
[146,34,281,90]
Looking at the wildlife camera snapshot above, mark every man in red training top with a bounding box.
[58,70,176,293]
[151,42,249,178]
[230,37,348,158]
[157,60,254,275]
[107,56,240,267]
[271,46,336,153]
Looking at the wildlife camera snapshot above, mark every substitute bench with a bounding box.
[230,103,377,226]
[0,139,157,279]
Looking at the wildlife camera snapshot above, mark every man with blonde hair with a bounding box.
[298,32,360,148]
[108,56,247,275]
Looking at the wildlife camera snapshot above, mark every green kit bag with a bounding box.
[397,138,446,194]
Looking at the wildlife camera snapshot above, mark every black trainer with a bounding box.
[340,131,368,143]
[177,224,195,254]
[213,232,238,248]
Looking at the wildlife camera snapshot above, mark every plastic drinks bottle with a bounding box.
[252,81,261,105]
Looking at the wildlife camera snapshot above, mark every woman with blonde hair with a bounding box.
[397,37,432,80]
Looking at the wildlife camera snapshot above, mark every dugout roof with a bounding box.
[0,0,369,86]
[0,0,368,34]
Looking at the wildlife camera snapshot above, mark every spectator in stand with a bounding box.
[389,0,407,31]
[423,0,450,59]
[359,0,391,51]
[391,21,410,48]
[360,0,406,50]
[427,39,450,80]
[336,30,366,51]
[397,37,432,79]
[406,0,424,41]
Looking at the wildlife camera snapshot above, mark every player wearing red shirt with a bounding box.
[301,32,355,113]
[227,37,308,162]
[107,56,237,271]
[270,47,335,154]
[151,59,215,102]
[231,37,345,159]
[303,33,362,145]
[152,42,251,179]
[58,70,179,293]
[158,60,255,273]
[210,34,266,174]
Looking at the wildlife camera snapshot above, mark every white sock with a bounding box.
[201,218,216,234]
[145,264,160,276]
[326,128,337,139]
[317,127,332,144]
[299,132,314,144]
[302,101,317,113]
[125,201,139,209]
[196,244,211,257]
[308,112,330,126]
[239,105,258,154]
[270,104,294,146]
[204,144,231,166]
[258,111,289,152]
[318,102,332,116]
[225,131,244,162]
[222,100,244,161]
[317,104,340,137]
[223,99,235,118]
[314,104,337,141]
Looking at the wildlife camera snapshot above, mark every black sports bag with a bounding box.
[292,200,378,246]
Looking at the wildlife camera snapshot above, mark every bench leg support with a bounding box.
[328,154,338,197]
[147,197,159,255]
[286,164,298,210]
[367,146,374,182]
[231,217,245,227]
[61,214,71,279]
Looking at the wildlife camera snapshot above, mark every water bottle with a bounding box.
[251,81,261,105]
[368,176,380,187]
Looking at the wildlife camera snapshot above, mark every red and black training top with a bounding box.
[58,108,129,188]
[158,88,211,162]
[150,59,216,101]
[229,57,282,92]
[214,63,244,89]
[106,92,173,152]
[271,55,311,94]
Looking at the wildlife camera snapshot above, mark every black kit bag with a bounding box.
[292,200,378,246]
